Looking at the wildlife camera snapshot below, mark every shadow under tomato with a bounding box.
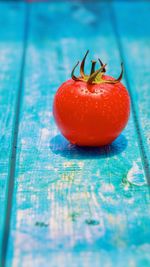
[49,133,127,160]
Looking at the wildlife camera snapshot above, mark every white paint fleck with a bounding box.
[100,183,115,193]
[73,6,96,25]
[40,128,50,141]
[127,161,147,186]
[78,161,84,168]
[63,161,73,167]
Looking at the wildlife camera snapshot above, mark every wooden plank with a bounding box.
[0,2,25,262]
[112,1,150,182]
[6,1,150,266]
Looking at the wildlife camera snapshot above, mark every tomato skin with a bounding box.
[53,75,130,146]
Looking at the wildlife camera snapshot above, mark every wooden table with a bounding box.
[0,1,150,266]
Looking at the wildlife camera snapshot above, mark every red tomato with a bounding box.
[53,51,130,146]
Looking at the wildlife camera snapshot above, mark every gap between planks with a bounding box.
[0,3,30,267]
[109,1,150,186]
[1,1,150,266]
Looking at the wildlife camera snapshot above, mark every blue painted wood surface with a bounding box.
[112,0,150,182]
[0,1,150,267]
[0,2,25,263]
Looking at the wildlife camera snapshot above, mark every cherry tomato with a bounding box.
[53,51,130,146]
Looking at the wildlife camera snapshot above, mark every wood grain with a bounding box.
[112,0,150,183]
[0,2,25,262]
[0,1,149,267]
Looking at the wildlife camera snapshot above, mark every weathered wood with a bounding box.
[112,0,150,183]
[0,2,25,262]
[3,1,150,266]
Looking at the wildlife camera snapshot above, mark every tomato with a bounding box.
[53,51,130,146]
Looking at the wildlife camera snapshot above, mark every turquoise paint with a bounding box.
[0,1,149,267]
[0,2,25,263]
[112,1,150,182]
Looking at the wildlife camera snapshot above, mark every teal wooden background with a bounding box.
[0,1,150,266]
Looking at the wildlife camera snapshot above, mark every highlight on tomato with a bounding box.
[53,51,130,146]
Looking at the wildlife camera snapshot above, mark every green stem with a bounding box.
[71,51,123,84]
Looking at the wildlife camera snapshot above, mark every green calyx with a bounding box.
[71,50,123,84]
